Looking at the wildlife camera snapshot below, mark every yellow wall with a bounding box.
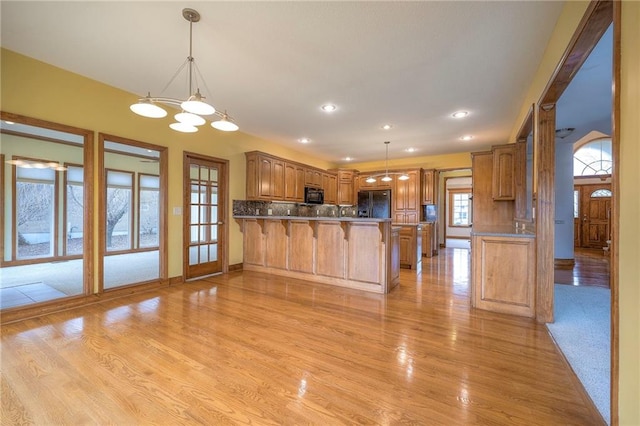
[0,48,334,274]
[509,1,639,423]
[349,151,471,173]
[619,2,640,423]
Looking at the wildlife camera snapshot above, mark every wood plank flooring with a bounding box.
[1,248,602,425]
[555,248,610,288]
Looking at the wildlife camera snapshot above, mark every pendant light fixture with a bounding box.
[129,8,239,133]
[364,141,410,183]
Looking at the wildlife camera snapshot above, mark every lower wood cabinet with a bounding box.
[471,233,535,317]
[421,222,434,257]
[398,224,422,271]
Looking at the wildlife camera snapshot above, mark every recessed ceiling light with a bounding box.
[460,135,474,141]
[405,147,417,153]
[452,111,469,119]
[344,157,353,161]
[298,138,310,144]
[4,120,15,125]
[382,124,393,130]
[321,104,337,112]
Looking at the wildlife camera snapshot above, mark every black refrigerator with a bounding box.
[357,190,391,218]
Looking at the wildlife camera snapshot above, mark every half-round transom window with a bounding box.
[591,189,612,198]
[574,138,612,176]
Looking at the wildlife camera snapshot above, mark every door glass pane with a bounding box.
[190,205,199,225]
[208,244,217,262]
[190,164,200,180]
[210,225,218,241]
[190,225,199,243]
[189,245,198,265]
[199,245,208,263]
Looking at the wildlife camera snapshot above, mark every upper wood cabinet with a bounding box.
[492,144,516,200]
[246,152,285,200]
[284,162,305,202]
[356,174,392,191]
[422,169,436,205]
[336,170,355,205]
[393,169,420,224]
[471,151,514,226]
[322,173,338,205]
[305,169,323,188]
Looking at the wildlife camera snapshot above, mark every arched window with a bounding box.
[573,138,612,176]
[591,189,612,197]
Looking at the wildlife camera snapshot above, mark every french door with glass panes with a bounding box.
[184,153,227,280]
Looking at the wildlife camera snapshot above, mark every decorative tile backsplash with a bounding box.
[233,200,357,218]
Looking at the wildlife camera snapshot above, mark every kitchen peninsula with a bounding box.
[234,212,400,294]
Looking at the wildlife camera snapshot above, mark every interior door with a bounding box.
[579,183,612,249]
[184,154,227,280]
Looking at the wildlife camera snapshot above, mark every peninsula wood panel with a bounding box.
[472,234,535,317]
[347,222,382,284]
[242,219,265,266]
[264,220,287,270]
[316,221,346,279]
[237,217,397,293]
[288,220,314,273]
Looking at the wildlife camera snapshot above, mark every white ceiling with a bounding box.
[2,1,607,164]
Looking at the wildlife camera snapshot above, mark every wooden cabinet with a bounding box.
[284,162,305,202]
[246,152,285,200]
[422,169,436,205]
[398,224,422,271]
[492,144,516,200]
[336,170,355,205]
[421,222,434,257]
[472,151,514,227]
[322,173,338,205]
[393,169,420,224]
[305,168,323,188]
[471,233,535,317]
[356,174,392,191]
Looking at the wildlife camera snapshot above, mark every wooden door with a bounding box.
[184,154,227,280]
[579,183,611,249]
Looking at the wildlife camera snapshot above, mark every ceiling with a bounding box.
[1,2,610,164]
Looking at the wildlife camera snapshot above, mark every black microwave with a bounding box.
[304,187,324,204]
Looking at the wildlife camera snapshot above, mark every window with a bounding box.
[449,189,472,227]
[591,189,612,197]
[138,174,159,248]
[65,165,84,256]
[105,170,133,252]
[574,189,580,219]
[15,163,56,259]
[574,138,612,176]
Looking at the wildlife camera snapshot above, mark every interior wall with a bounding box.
[554,141,575,259]
[445,177,472,239]
[0,48,335,274]
[509,1,639,422]
[437,169,472,245]
[619,1,640,422]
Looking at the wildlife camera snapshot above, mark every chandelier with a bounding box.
[129,8,238,133]
[365,141,409,183]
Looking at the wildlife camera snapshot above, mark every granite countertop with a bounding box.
[471,225,535,238]
[233,215,392,223]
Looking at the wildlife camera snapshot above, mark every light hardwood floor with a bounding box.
[1,248,602,425]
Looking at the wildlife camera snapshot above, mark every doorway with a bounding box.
[575,183,612,249]
[183,153,228,280]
